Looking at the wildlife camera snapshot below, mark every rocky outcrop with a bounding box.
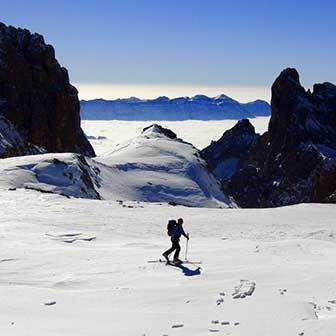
[212,68,336,207]
[201,119,259,181]
[143,124,177,140]
[0,22,95,158]
[0,115,45,158]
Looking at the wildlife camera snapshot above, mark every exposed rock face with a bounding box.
[201,119,259,181]
[0,22,95,158]
[0,115,45,158]
[213,68,336,207]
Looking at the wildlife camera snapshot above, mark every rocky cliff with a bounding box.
[205,68,336,207]
[201,119,259,181]
[0,22,95,158]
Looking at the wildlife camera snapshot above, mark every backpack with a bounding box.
[167,219,177,236]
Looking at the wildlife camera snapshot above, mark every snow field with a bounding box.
[0,189,335,335]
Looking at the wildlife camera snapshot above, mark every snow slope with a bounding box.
[0,125,232,208]
[95,124,232,207]
[0,189,335,336]
[80,95,271,121]
[0,153,101,199]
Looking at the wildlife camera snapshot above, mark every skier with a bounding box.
[162,218,189,264]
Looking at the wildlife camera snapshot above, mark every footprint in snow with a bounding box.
[309,301,336,319]
[44,301,56,306]
[216,291,225,305]
[232,280,256,299]
[171,324,184,328]
[216,298,224,305]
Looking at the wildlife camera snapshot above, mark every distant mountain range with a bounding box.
[80,95,271,120]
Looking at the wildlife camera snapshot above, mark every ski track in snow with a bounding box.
[0,189,335,335]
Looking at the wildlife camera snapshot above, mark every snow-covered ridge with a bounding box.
[80,95,270,120]
[0,153,101,199]
[0,124,233,208]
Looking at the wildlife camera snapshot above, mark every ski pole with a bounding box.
[185,236,189,261]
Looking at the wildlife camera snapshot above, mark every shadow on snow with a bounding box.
[170,263,201,277]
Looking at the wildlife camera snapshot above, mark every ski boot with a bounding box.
[173,258,183,265]
[162,253,170,264]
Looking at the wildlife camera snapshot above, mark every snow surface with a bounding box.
[0,189,336,335]
[82,117,270,155]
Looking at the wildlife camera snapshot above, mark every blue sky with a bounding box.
[2,0,336,101]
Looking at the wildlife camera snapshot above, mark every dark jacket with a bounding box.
[171,224,187,240]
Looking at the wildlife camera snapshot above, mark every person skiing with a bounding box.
[162,218,189,264]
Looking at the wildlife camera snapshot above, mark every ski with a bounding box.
[147,258,202,265]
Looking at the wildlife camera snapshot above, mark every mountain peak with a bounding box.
[142,124,177,139]
[213,94,231,100]
[191,94,211,100]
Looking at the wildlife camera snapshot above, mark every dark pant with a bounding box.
[164,238,181,260]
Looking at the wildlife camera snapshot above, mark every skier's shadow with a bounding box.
[170,263,201,277]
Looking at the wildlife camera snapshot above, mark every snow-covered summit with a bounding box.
[95,124,233,207]
[80,94,270,120]
[141,123,177,139]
